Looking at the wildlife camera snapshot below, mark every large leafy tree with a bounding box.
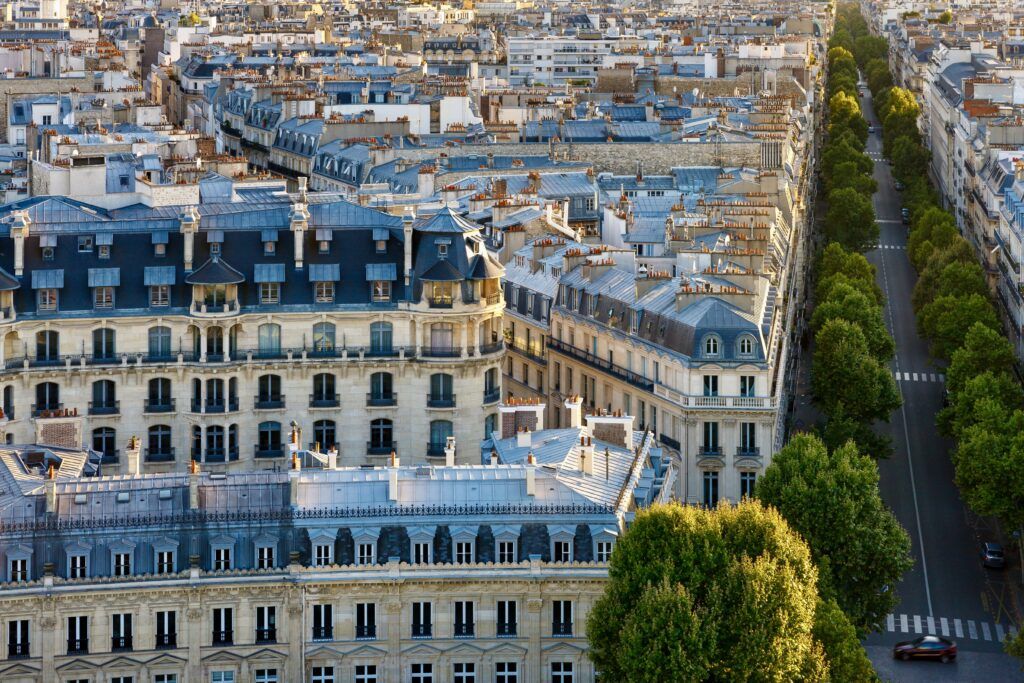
[757,434,912,632]
[829,161,877,196]
[917,293,1000,360]
[811,282,894,361]
[587,502,828,682]
[826,187,878,252]
[954,412,1024,530]
[944,323,1019,396]
[813,597,879,682]
[912,257,988,313]
[812,319,901,423]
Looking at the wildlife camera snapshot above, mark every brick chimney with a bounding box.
[499,398,545,439]
[585,411,635,450]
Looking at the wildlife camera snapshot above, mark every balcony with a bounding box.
[547,339,654,391]
[366,393,396,407]
[497,623,517,638]
[254,395,286,411]
[88,400,120,416]
[736,447,761,460]
[507,342,544,364]
[478,340,505,355]
[255,445,285,459]
[255,628,276,644]
[483,388,501,404]
[412,624,432,638]
[310,393,340,408]
[421,346,460,359]
[552,622,574,637]
[366,441,395,455]
[144,398,176,414]
[155,633,177,649]
[31,403,63,417]
[7,642,29,658]
[698,446,723,461]
[86,354,122,366]
[426,394,456,409]
[427,296,453,309]
[355,624,376,640]
[454,623,475,639]
[484,292,502,306]
[426,442,447,457]
[312,626,333,642]
[111,635,133,652]
[145,448,175,463]
[192,397,239,414]
[211,630,233,646]
[190,300,240,318]
[66,638,88,655]
[221,120,241,137]
[652,384,778,410]
[28,354,65,368]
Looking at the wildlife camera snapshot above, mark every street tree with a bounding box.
[917,293,1000,359]
[587,502,828,682]
[830,161,878,196]
[911,258,988,313]
[954,412,1024,530]
[757,434,912,632]
[810,282,894,361]
[813,597,879,682]
[939,371,1022,439]
[825,187,878,252]
[944,323,1019,395]
[812,319,901,423]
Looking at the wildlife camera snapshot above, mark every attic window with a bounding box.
[116,492,130,503]
[74,494,87,505]
[78,236,93,253]
[210,242,221,256]
[264,241,276,256]
[319,241,330,254]
[437,243,448,259]
[158,489,172,500]
[375,239,386,254]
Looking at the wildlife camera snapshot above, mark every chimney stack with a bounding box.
[189,459,200,509]
[327,446,338,469]
[516,426,532,449]
[564,395,583,429]
[388,467,399,502]
[390,450,400,468]
[403,208,415,286]
[525,451,536,496]
[579,436,594,475]
[490,449,499,466]
[125,435,141,477]
[444,436,456,466]
[289,450,301,506]
[45,464,56,513]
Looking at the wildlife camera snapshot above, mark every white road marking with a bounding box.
[912,373,919,381]
[955,619,964,638]
[914,614,923,633]
[927,616,936,634]
[968,620,978,640]
[982,622,992,641]
[877,219,904,224]
[929,373,936,382]
[996,623,1005,642]
[900,614,909,633]
[940,617,949,636]
[939,373,946,382]
[887,614,896,631]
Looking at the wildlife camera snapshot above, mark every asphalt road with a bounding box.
[854,86,1023,678]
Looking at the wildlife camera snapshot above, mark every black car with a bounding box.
[981,542,1006,569]
[893,636,957,663]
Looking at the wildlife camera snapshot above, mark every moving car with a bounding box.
[981,542,1006,569]
[893,636,957,663]
[867,125,876,133]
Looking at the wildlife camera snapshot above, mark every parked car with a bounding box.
[894,180,905,191]
[901,208,910,225]
[893,636,957,663]
[867,125,876,133]
[981,542,1006,569]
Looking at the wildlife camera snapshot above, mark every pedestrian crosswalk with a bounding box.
[893,371,945,383]
[877,244,906,249]
[885,613,1018,642]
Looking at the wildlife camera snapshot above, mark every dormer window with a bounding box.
[375,239,387,254]
[210,242,221,256]
[153,231,168,257]
[264,241,276,255]
[437,243,448,259]
[703,336,720,357]
[738,335,755,357]
[94,286,114,309]
[98,245,110,259]
[38,288,58,311]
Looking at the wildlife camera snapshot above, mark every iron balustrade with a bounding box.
[310,393,340,408]
[426,394,456,408]
[365,393,396,407]
[547,339,654,391]
[144,398,176,413]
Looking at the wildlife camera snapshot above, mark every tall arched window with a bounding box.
[257,374,282,408]
[228,424,239,460]
[92,328,116,360]
[312,322,335,355]
[313,420,336,451]
[369,372,393,403]
[429,420,453,456]
[258,323,281,357]
[205,378,225,411]
[147,425,172,461]
[370,418,393,452]
[147,378,172,412]
[92,427,116,461]
[35,330,59,362]
[148,326,171,359]
[257,421,282,457]
[429,373,454,406]
[311,373,336,405]
[34,382,59,414]
[369,322,393,355]
[90,380,117,414]
[2,385,12,418]
[191,425,202,461]
[207,326,224,358]
[206,425,225,461]
[484,413,498,438]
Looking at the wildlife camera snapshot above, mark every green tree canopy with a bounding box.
[911,258,988,313]
[954,414,1024,530]
[829,160,878,196]
[939,371,1023,439]
[757,434,912,632]
[890,135,931,186]
[822,138,872,183]
[811,282,894,361]
[813,597,879,682]
[828,91,868,145]
[826,187,878,252]
[944,323,1019,396]
[917,293,1000,359]
[812,319,901,422]
[587,502,828,682]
